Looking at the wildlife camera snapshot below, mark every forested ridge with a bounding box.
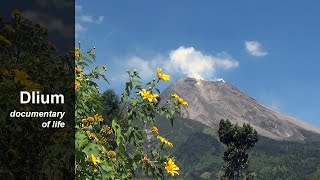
[157,116,320,179]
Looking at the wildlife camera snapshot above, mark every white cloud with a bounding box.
[75,3,104,38]
[79,15,94,23]
[75,4,83,12]
[245,41,268,57]
[75,23,87,34]
[169,46,239,80]
[79,15,104,24]
[118,46,239,81]
[127,56,155,80]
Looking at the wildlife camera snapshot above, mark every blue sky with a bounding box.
[75,1,320,127]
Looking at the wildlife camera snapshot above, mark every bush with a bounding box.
[74,48,188,179]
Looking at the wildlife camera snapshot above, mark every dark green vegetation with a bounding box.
[218,119,258,179]
[100,89,120,120]
[157,116,320,179]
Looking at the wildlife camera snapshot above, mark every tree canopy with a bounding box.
[218,119,258,180]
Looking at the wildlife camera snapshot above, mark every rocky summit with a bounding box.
[161,77,320,141]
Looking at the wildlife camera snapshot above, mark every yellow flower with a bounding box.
[91,154,101,165]
[101,125,113,134]
[13,69,29,85]
[95,114,104,122]
[87,116,94,123]
[75,67,82,73]
[76,77,83,81]
[157,68,162,77]
[160,74,170,81]
[0,35,12,46]
[89,133,97,140]
[75,48,80,60]
[164,158,180,176]
[82,119,88,124]
[139,89,159,102]
[102,65,107,71]
[171,94,189,107]
[107,150,117,158]
[157,135,173,148]
[86,131,99,141]
[151,126,159,135]
[74,80,80,89]
[157,68,171,81]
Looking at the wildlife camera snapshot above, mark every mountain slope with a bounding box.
[161,77,320,140]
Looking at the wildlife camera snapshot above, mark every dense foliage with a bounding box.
[0,10,74,179]
[218,119,258,179]
[100,89,120,120]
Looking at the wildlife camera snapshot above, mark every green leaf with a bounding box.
[75,131,89,149]
[155,88,161,94]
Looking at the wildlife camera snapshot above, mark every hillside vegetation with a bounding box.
[157,116,320,179]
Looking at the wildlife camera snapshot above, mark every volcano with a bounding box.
[161,77,320,141]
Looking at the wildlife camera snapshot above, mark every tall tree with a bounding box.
[100,89,120,120]
[218,119,258,180]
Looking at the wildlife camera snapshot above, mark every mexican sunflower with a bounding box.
[157,68,171,81]
[87,116,94,123]
[172,94,189,107]
[74,80,80,89]
[107,150,117,158]
[164,158,180,176]
[157,135,173,148]
[91,154,101,165]
[139,89,159,102]
[151,126,159,135]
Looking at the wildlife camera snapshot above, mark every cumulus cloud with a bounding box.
[118,46,239,81]
[168,46,239,80]
[245,41,268,57]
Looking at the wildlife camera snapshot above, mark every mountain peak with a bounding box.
[161,78,320,141]
[179,77,228,88]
